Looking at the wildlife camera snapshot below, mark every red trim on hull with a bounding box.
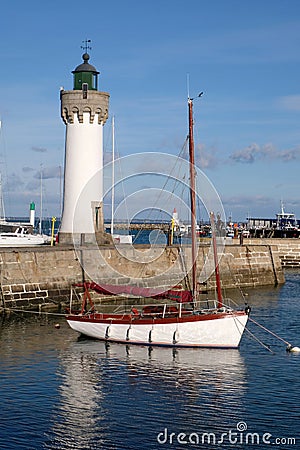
[66,310,247,326]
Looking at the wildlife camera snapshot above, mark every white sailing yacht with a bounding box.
[66,98,250,348]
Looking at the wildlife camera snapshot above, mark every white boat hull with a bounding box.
[0,227,46,247]
[0,235,45,246]
[67,312,248,348]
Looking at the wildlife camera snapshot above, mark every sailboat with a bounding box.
[66,98,250,348]
[0,227,46,247]
[0,170,46,246]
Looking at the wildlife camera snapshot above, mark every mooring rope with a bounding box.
[243,321,274,353]
[225,300,293,353]
[248,316,290,346]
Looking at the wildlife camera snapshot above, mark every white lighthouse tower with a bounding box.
[59,43,110,245]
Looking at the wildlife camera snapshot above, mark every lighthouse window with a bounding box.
[92,74,98,90]
[82,83,88,99]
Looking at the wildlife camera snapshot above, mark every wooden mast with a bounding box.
[210,211,223,309]
[188,98,197,299]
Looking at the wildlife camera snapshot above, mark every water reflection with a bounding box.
[45,339,247,449]
[2,272,300,449]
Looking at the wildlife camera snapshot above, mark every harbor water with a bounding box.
[1,270,300,449]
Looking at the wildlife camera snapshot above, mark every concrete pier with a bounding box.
[0,239,288,312]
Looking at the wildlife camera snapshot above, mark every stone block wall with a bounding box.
[244,238,300,267]
[0,247,82,311]
[0,241,285,311]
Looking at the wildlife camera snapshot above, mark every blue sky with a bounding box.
[0,0,300,222]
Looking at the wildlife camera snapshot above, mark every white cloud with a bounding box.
[22,166,35,173]
[5,173,24,192]
[31,146,47,153]
[195,144,219,169]
[229,143,300,164]
[33,165,61,179]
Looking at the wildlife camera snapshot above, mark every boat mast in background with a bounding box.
[0,121,6,222]
[59,165,63,219]
[39,165,43,235]
[111,116,115,237]
[0,173,6,222]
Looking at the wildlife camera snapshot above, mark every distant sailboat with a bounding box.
[0,123,47,245]
[0,173,6,223]
[0,227,46,247]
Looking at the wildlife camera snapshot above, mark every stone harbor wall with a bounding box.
[0,241,285,311]
[243,238,300,267]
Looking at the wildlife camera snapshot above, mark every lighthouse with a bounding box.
[59,43,110,244]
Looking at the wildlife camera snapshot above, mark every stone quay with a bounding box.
[0,237,296,313]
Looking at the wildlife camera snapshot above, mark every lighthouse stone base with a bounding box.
[58,231,113,246]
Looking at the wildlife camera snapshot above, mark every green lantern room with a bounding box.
[72,53,99,91]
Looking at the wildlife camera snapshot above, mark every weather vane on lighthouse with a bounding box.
[81,39,92,53]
